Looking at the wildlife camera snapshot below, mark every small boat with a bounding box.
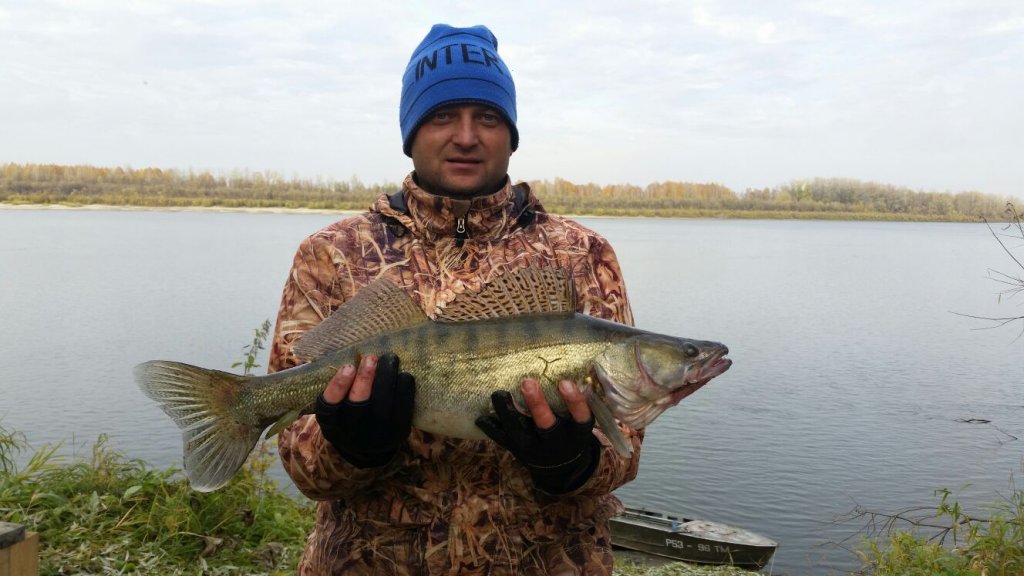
[609,507,778,570]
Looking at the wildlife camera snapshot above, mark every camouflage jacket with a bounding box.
[269,174,643,575]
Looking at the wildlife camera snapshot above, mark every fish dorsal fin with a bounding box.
[293,277,428,361]
[436,266,576,323]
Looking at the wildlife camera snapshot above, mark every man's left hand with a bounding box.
[476,378,600,494]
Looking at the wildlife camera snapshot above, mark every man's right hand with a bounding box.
[315,353,416,468]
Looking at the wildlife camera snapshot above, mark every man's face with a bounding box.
[410,104,512,198]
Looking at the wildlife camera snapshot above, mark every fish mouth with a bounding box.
[686,348,732,384]
[670,349,731,406]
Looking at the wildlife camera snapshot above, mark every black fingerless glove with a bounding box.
[315,354,416,468]
[476,390,600,495]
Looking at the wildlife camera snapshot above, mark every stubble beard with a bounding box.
[414,172,507,199]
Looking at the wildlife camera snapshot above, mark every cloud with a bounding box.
[986,16,1024,34]
[1,0,1022,195]
[690,1,785,44]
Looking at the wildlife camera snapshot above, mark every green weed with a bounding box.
[857,483,1024,576]
[0,422,314,575]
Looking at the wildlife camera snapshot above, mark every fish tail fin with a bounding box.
[587,394,633,457]
[134,360,262,492]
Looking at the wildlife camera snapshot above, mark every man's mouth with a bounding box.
[446,158,481,167]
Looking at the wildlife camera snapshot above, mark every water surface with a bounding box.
[1,209,1020,574]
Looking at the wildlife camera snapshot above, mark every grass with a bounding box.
[0,424,314,575]
[854,485,1024,576]
[15,415,1022,575]
[0,422,763,575]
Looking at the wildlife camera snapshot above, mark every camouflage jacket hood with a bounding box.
[270,172,641,575]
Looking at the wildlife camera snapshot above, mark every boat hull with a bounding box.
[609,508,777,570]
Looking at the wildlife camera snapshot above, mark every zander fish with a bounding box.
[135,267,731,491]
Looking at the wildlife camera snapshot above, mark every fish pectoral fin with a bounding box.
[264,407,304,439]
[587,394,633,457]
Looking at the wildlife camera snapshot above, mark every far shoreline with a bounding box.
[0,201,989,223]
[0,201,635,220]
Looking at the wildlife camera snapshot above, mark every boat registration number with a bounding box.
[665,539,729,554]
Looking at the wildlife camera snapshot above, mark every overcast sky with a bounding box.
[2,1,1021,195]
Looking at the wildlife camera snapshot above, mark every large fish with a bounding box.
[135,267,731,492]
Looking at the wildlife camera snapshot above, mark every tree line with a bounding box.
[0,162,1016,221]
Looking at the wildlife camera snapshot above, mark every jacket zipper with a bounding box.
[453,200,470,247]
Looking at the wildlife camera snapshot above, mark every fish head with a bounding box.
[592,335,731,430]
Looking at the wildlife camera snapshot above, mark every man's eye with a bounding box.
[480,113,500,124]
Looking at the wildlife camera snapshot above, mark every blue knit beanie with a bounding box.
[400,24,518,156]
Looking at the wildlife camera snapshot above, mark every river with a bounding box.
[1,207,1021,574]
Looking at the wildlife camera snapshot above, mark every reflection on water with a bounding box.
[1,209,1020,574]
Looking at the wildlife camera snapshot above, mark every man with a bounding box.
[269,23,642,575]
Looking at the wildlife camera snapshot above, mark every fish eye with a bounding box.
[684,343,699,357]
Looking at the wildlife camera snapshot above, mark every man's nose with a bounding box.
[451,114,479,146]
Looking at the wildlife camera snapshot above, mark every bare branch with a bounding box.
[953,205,1024,334]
